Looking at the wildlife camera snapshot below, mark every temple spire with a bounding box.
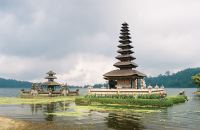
[114,22,138,70]
[45,70,57,82]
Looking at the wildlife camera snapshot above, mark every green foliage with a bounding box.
[85,94,163,99]
[85,94,136,99]
[75,95,187,108]
[0,96,76,105]
[0,78,32,88]
[145,68,200,88]
[137,94,162,99]
[167,96,187,104]
[192,73,200,87]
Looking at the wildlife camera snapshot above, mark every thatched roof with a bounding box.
[115,54,136,60]
[46,70,56,75]
[103,69,146,78]
[42,81,61,86]
[122,22,128,26]
[114,61,138,68]
[120,32,130,35]
[117,49,133,54]
[118,43,133,48]
[119,35,131,39]
[119,39,132,44]
[45,76,57,79]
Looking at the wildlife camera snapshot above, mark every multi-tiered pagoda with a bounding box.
[104,22,146,89]
[43,70,61,91]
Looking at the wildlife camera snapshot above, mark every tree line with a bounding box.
[145,68,200,88]
[0,67,199,88]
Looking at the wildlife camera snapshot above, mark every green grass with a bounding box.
[85,94,164,99]
[0,96,78,104]
[75,95,187,108]
[166,95,187,104]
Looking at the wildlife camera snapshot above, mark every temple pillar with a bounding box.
[141,79,146,89]
[134,79,138,89]
[131,80,133,88]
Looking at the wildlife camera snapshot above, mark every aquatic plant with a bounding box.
[0,96,77,105]
[137,94,162,99]
[166,95,187,104]
[76,95,187,108]
[85,94,136,99]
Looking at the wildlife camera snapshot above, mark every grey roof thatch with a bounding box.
[118,44,133,48]
[114,61,138,68]
[103,69,146,78]
[119,39,132,44]
[42,81,61,86]
[122,22,128,26]
[45,76,57,79]
[46,70,56,75]
[119,35,131,39]
[117,49,133,54]
[115,55,136,60]
[120,32,130,35]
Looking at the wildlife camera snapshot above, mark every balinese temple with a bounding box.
[20,70,80,96]
[103,22,146,89]
[42,70,61,91]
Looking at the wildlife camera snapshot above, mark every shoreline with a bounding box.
[0,116,27,130]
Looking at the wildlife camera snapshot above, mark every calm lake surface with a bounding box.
[0,88,199,130]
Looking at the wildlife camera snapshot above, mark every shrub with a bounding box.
[167,95,186,104]
[137,94,162,99]
[76,95,187,107]
[85,94,136,99]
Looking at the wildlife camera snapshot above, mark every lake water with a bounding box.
[0,88,199,130]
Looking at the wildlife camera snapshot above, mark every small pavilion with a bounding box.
[103,22,146,89]
[21,70,79,96]
[42,70,61,91]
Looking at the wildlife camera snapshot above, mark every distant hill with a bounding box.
[0,78,32,88]
[92,68,200,88]
[145,68,200,88]
[0,67,199,88]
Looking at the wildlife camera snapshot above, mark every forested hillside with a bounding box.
[0,78,31,88]
[0,67,200,88]
[145,68,200,88]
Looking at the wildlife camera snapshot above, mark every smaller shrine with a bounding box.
[20,70,79,97]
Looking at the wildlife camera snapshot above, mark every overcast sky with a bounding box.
[0,0,200,85]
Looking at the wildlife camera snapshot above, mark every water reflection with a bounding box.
[0,88,200,129]
[106,112,144,130]
[30,101,71,121]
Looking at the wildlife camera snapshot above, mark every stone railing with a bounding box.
[88,88,166,95]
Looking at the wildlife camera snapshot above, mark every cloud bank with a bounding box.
[0,0,199,85]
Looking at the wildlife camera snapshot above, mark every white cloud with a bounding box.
[0,53,114,85]
[0,0,200,84]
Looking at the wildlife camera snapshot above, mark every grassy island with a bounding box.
[75,94,187,108]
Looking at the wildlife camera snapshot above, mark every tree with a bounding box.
[192,73,200,87]
[165,71,170,76]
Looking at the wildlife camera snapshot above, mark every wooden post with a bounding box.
[130,80,132,88]
[134,79,137,89]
